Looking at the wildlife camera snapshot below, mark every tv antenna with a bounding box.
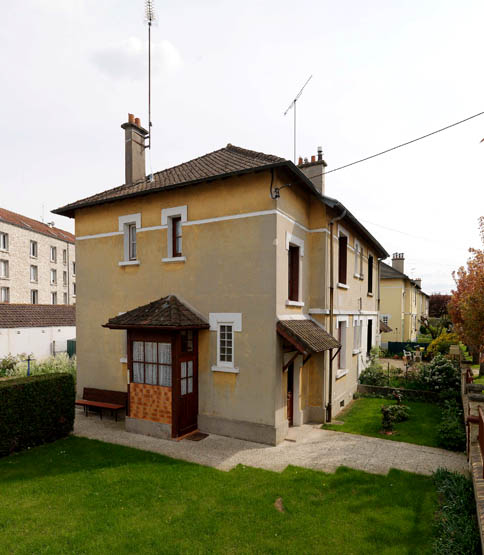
[145,0,155,151]
[284,75,313,163]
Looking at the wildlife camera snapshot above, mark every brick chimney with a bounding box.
[297,146,327,195]
[392,253,405,274]
[121,113,149,185]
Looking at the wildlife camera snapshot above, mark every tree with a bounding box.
[429,294,451,318]
[448,217,484,375]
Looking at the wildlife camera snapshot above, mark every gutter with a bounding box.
[327,207,347,423]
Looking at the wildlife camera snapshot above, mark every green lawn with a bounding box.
[324,397,442,447]
[0,437,437,554]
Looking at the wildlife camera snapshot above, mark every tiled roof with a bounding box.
[0,207,75,244]
[0,304,75,328]
[277,319,340,354]
[380,262,407,280]
[54,144,286,217]
[380,320,393,333]
[104,295,209,330]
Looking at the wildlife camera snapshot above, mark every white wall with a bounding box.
[0,326,75,359]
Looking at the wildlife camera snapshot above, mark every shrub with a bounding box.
[381,404,410,431]
[427,331,460,357]
[433,468,480,554]
[437,400,466,452]
[359,364,387,386]
[0,354,21,377]
[417,354,460,395]
[17,353,76,381]
[0,373,75,457]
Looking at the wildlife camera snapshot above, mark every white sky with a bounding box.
[1,0,483,294]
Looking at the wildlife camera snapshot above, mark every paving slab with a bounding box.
[74,411,468,476]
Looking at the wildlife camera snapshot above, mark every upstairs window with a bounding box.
[63,292,68,304]
[368,255,374,293]
[63,270,67,286]
[338,321,347,369]
[31,289,38,304]
[50,269,57,284]
[128,223,137,260]
[0,259,8,279]
[30,265,38,282]
[0,232,8,252]
[72,261,76,275]
[73,282,76,296]
[288,245,300,301]
[354,241,361,277]
[1,287,10,302]
[63,249,67,265]
[338,233,348,285]
[51,291,57,305]
[30,240,38,257]
[50,246,57,263]
[172,217,182,257]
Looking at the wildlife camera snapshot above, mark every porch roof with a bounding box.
[103,295,209,330]
[380,320,393,333]
[277,319,340,355]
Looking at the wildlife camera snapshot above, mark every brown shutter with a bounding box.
[288,246,299,301]
[338,236,347,284]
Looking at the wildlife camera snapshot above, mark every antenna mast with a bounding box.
[284,75,313,163]
[145,0,155,150]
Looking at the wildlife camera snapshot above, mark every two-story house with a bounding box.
[0,208,76,305]
[380,253,429,344]
[54,114,388,445]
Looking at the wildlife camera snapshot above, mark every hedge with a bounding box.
[0,373,75,457]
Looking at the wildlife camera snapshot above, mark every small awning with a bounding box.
[103,295,209,330]
[277,319,340,355]
[380,320,393,333]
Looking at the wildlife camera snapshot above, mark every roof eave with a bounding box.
[102,323,210,330]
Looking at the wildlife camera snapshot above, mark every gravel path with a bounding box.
[74,412,468,476]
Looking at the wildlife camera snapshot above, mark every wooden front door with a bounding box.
[173,330,198,437]
[287,362,294,427]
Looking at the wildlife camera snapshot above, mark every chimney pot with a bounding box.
[128,113,135,124]
[311,155,316,163]
[317,146,323,161]
[135,117,141,127]
[304,157,308,164]
[298,156,303,165]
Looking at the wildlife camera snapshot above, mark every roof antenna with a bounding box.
[145,0,155,152]
[284,75,313,163]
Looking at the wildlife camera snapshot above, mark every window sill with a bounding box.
[336,369,348,380]
[162,256,186,263]
[285,300,304,307]
[120,357,127,363]
[352,349,361,355]
[353,273,361,279]
[30,255,37,260]
[30,280,38,284]
[337,283,349,290]
[367,292,374,297]
[211,365,239,374]
[119,260,140,267]
[0,276,9,281]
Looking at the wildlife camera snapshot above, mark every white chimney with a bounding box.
[392,253,405,274]
[297,146,327,195]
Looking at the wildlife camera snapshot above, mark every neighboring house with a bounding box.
[0,304,75,359]
[53,114,388,445]
[0,208,76,305]
[380,253,430,344]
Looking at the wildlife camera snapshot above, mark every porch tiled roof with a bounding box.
[0,304,75,328]
[103,295,209,330]
[380,320,393,333]
[277,319,340,354]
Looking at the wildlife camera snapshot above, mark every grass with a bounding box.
[0,437,437,554]
[324,397,442,447]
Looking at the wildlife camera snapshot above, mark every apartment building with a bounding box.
[380,253,429,343]
[0,208,76,305]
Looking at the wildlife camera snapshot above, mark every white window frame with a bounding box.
[30,265,38,283]
[73,282,76,296]
[50,269,57,285]
[337,225,349,287]
[161,206,187,262]
[51,291,57,305]
[72,261,76,276]
[63,270,67,286]
[31,289,38,304]
[50,246,57,263]
[352,317,362,354]
[63,292,68,304]
[209,313,242,373]
[118,213,141,266]
[285,232,304,306]
[382,314,390,326]
[62,249,67,265]
[0,259,8,279]
[336,315,349,374]
[0,286,9,302]
[0,232,8,252]
[30,240,38,258]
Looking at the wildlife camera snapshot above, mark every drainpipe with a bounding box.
[327,206,346,422]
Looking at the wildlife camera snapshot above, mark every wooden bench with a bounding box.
[76,388,127,421]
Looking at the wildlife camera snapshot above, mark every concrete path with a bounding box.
[74,412,467,476]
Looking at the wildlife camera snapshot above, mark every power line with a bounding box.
[308,110,484,177]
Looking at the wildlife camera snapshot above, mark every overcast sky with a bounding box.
[2,0,483,293]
